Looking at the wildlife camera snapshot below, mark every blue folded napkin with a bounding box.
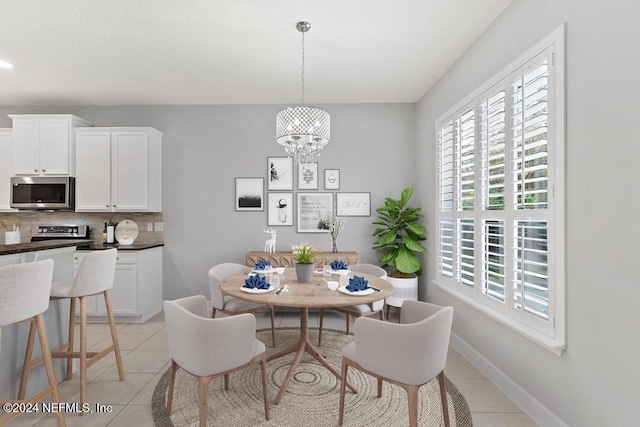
[330,260,349,270]
[255,260,271,270]
[346,275,369,292]
[243,274,270,289]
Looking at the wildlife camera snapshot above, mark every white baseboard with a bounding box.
[450,332,569,427]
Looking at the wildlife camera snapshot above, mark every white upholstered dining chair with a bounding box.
[339,300,454,427]
[318,263,387,346]
[164,295,270,427]
[209,262,277,347]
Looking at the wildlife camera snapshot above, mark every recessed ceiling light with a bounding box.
[0,60,14,69]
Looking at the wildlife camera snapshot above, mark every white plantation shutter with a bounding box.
[435,26,565,351]
[456,109,475,211]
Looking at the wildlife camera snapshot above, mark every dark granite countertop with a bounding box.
[78,242,164,251]
[0,240,164,256]
[0,239,92,256]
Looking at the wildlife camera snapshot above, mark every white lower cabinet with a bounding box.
[74,247,162,322]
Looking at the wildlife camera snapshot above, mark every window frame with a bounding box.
[434,25,566,355]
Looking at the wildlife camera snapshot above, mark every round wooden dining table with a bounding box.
[220,268,393,404]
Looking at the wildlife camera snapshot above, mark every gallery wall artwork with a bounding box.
[235,177,264,211]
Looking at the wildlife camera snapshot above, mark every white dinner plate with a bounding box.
[241,285,274,294]
[338,286,374,296]
[330,269,350,275]
[252,268,274,274]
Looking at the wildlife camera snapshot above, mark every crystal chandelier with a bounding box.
[276,21,330,165]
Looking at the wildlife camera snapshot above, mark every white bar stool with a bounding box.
[0,259,66,427]
[33,248,125,407]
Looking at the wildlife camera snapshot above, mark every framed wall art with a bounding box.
[324,169,340,190]
[336,192,371,216]
[267,192,293,226]
[268,157,293,190]
[298,162,318,190]
[235,177,264,211]
[297,192,333,233]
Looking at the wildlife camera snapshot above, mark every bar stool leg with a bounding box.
[66,297,76,380]
[35,313,67,427]
[104,290,125,380]
[79,296,88,406]
[18,319,37,400]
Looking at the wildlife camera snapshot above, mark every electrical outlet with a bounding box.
[154,222,164,231]
[147,222,153,231]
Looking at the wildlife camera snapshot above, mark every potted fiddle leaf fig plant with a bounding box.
[372,187,426,307]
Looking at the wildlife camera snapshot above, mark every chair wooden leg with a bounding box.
[405,384,420,427]
[166,360,177,416]
[318,308,324,346]
[79,296,88,407]
[104,291,125,381]
[338,358,349,426]
[198,376,211,427]
[35,314,66,427]
[224,374,229,391]
[397,306,402,323]
[379,310,385,321]
[211,308,216,318]
[345,314,350,335]
[438,371,450,427]
[18,319,37,400]
[269,307,277,348]
[66,297,76,380]
[259,356,270,421]
[385,304,391,321]
[377,378,383,398]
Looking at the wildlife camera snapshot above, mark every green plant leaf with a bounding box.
[403,235,426,253]
[395,246,420,273]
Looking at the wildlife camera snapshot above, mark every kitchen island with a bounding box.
[0,242,78,401]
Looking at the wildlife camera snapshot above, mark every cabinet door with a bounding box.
[12,119,40,175]
[0,131,14,210]
[96,263,138,316]
[76,132,112,211]
[112,132,149,211]
[39,119,71,175]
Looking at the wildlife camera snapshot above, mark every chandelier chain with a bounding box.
[301,29,305,106]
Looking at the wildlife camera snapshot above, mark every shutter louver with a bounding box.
[480,90,506,210]
[514,221,549,320]
[439,121,454,212]
[439,219,454,278]
[456,109,475,211]
[458,219,475,288]
[483,220,505,303]
[512,59,549,210]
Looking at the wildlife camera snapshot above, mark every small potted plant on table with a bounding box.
[292,242,318,283]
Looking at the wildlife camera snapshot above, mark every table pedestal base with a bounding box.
[267,307,356,404]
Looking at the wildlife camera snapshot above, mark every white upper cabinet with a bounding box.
[9,114,92,176]
[75,127,162,212]
[0,129,15,211]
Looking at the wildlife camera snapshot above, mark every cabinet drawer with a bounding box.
[75,250,138,265]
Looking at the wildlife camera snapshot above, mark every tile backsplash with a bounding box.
[0,211,164,245]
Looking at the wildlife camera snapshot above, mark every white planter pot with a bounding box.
[385,276,418,308]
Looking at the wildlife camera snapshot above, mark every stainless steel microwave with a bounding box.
[10,176,75,210]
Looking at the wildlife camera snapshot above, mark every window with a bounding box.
[435,26,565,353]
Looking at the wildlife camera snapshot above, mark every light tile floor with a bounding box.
[7,310,538,426]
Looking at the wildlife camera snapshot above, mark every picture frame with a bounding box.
[235,177,264,211]
[268,157,293,190]
[297,192,333,233]
[267,192,293,226]
[336,192,371,216]
[324,169,340,190]
[298,162,318,190]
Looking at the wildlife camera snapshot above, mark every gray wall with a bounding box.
[0,103,416,300]
[416,0,640,426]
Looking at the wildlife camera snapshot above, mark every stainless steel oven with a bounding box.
[10,176,75,210]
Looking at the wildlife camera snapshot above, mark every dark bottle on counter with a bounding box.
[102,222,107,243]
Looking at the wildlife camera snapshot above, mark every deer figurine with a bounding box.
[264,227,277,253]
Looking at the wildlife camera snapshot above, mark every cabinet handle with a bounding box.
[34,169,38,173]
[42,169,46,172]
[106,204,110,207]
[113,205,117,207]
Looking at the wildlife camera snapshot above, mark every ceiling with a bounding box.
[0,0,511,106]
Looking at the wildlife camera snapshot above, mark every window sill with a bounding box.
[434,280,566,356]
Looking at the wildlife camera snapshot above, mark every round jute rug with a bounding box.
[152,328,472,426]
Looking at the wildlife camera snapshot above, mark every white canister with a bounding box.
[4,231,20,245]
[106,225,115,244]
